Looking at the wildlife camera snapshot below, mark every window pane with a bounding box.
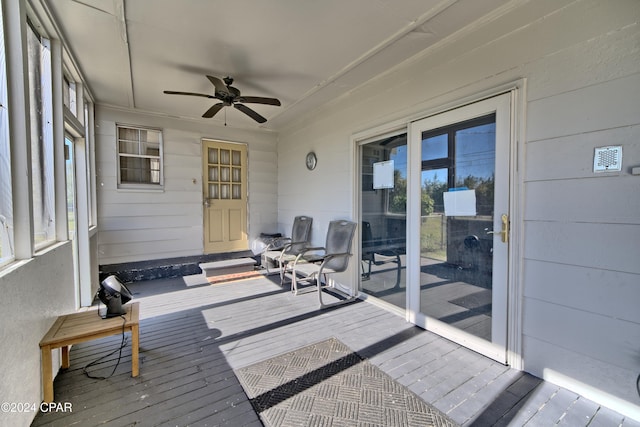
[120,157,160,184]
[387,144,407,215]
[68,80,76,116]
[422,168,448,214]
[455,121,495,216]
[119,140,138,154]
[421,133,447,161]
[220,149,230,165]
[63,77,69,109]
[84,101,95,227]
[65,137,76,240]
[0,10,14,264]
[63,76,77,116]
[28,28,55,247]
[232,150,241,166]
[359,133,407,309]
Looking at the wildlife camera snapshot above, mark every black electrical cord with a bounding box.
[83,305,129,380]
[636,372,640,399]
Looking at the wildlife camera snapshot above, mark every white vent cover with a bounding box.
[593,146,622,172]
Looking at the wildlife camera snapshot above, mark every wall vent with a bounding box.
[593,146,622,172]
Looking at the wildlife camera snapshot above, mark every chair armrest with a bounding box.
[320,252,351,263]
[292,246,326,266]
[282,240,311,254]
[265,237,292,252]
[317,252,353,274]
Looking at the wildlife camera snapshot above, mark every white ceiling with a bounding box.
[44,0,509,130]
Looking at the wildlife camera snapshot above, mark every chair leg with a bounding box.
[317,273,356,309]
[394,254,402,288]
[279,262,285,285]
[291,269,298,294]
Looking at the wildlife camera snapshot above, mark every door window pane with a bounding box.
[419,114,496,341]
[455,122,495,215]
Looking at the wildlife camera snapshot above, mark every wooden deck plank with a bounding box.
[31,275,635,426]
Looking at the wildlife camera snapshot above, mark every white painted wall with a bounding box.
[95,107,278,265]
[277,0,640,418]
[0,243,75,427]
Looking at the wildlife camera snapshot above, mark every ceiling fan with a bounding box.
[163,75,281,123]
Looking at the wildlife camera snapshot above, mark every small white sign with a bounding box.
[373,160,394,189]
[443,189,477,217]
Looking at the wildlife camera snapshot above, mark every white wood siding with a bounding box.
[276,0,640,418]
[96,107,278,264]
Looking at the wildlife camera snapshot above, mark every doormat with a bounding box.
[449,289,492,314]
[206,270,262,285]
[235,338,458,427]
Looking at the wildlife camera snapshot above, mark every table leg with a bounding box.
[131,324,139,377]
[41,346,53,403]
[61,346,70,369]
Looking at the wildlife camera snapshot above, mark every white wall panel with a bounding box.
[524,259,639,323]
[523,297,639,370]
[527,73,640,142]
[0,243,75,427]
[524,222,640,274]
[523,336,640,416]
[525,177,640,224]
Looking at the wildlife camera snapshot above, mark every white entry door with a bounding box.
[408,93,512,363]
[202,139,248,253]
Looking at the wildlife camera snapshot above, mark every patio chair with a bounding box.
[290,220,357,309]
[361,221,403,287]
[261,215,313,284]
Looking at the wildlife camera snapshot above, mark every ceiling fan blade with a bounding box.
[164,90,214,99]
[203,103,225,118]
[237,96,281,106]
[206,75,230,96]
[234,104,267,123]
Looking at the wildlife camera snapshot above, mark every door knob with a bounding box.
[485,214,509,243]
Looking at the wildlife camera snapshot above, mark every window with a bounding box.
[84,101,95,226]
[28,24,55,249]
[0,6,13,266]
[117,125,163,188]
[421,114,496,215]
[63,75,77,116]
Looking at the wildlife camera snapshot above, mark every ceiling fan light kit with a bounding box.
[164,75,281,123]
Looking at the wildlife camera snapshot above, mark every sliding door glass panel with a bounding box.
[419,115,496,341]
[359,134,407,308]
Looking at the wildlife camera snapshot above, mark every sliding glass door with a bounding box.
[409,94,512,362]
[357,94,513,363]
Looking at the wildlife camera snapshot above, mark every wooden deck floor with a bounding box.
[32,274,638,426]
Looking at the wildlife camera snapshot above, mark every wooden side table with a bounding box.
[39,302,140,403]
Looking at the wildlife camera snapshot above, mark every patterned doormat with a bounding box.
[235,338,458,427]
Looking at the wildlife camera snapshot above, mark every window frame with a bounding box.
[116,124,164,190]
[27,21,56,251]
[0,3,14,267]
